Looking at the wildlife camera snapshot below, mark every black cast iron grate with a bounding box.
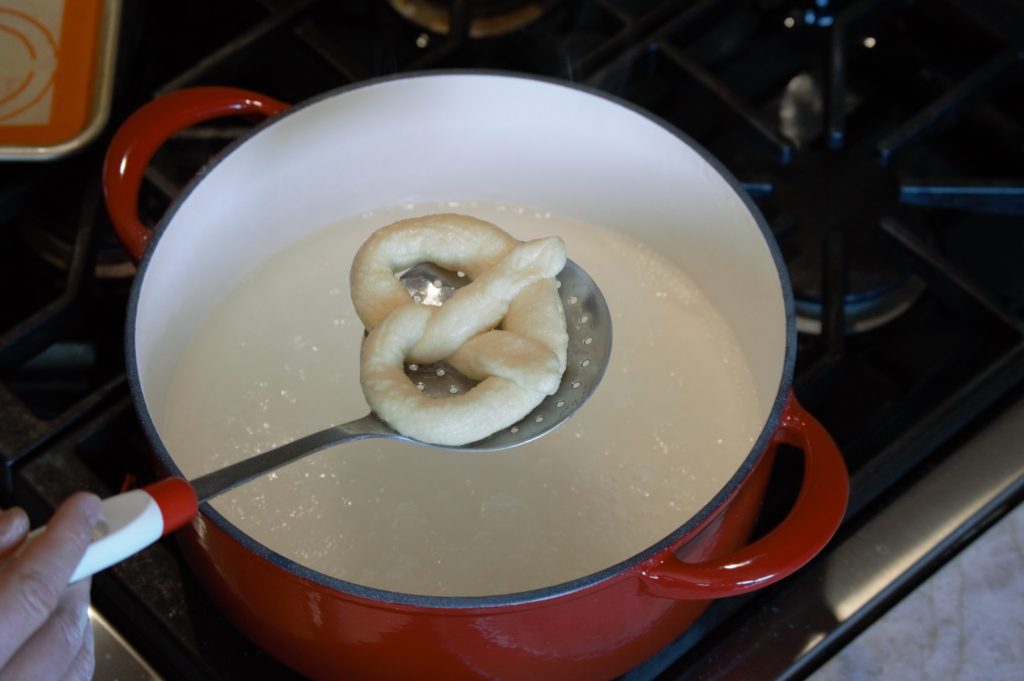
[0,1,1022,680]
[0,174,127,507]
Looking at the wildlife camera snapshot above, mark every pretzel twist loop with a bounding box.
[351,214,568,446]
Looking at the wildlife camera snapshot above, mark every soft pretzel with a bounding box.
[351,214,568,446]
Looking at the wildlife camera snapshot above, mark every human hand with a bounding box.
[0,493,101,681]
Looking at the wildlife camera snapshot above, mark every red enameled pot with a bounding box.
[103,74,848,681]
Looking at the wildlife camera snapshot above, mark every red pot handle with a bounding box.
[102,87,289,262]
[640,392,848,599]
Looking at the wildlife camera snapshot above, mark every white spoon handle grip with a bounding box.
[5,478,197,584]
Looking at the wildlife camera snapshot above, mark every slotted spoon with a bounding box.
[12,259,611,583]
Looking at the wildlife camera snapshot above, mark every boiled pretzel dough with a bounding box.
[351,214,568,446]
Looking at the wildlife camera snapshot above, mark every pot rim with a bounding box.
[124,70,797,610]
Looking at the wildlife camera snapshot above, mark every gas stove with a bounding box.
[1,1,1023,679]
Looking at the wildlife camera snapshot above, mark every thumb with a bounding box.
[0,506,29,560]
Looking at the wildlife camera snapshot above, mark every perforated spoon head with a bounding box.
[397,258,612,452]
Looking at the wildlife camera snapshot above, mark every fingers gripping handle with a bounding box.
[3,479,198,584]
[70,478,198,583]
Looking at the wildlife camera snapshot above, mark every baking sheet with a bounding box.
[0,0,119,159]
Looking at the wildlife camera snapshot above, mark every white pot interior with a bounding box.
[133,74,790,597]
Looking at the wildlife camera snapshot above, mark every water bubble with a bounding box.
[556,400,565,408]
[535,415,544,423]
[571,381,581,389]
[448,385,459,394]
[408,364,419,371]
[580,314,590,324]
[568,295,579,305]
[510,426,519,433]
[581,359,591,367]
[583,337,593,345]
[436,368,446,377]
[416,382,425,391]
[457,271,466,278]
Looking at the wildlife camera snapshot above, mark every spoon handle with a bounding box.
[3,417,388,586]
[190,414,389,503]
[1,479,197,585]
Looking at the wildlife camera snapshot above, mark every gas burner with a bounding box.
[782,215,927,335]
[793,275,925,335]
[387,0,552,38]
[773,145,924,335]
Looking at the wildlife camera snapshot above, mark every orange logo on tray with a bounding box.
[0,6,59,124]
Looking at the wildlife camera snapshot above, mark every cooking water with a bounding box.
[161,202,763,597]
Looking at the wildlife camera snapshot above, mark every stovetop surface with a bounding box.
[2,1,1023,680]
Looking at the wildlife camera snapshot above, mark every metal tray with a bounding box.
[0,0,119,160]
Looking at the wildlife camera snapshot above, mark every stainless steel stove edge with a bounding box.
[669,391,1024,681]
[91,606,162,681]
